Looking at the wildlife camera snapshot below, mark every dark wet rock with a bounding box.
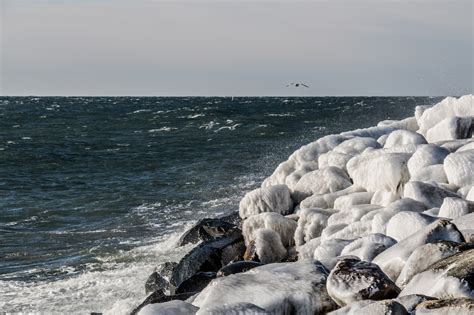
[169,229,245,294]
[178,217,238,246]
[327,258,401,306]
[415,298,474,315]
[175,272,216,295]
[395,294,437,313]
[217,211,242,226]
[145,262,177,294]
[243,239,258,262]
[216,261,263,277]
[145,230,245,297]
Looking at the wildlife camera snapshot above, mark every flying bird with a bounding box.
[287,82,309,88]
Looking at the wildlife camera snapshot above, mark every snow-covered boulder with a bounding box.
[347,152,411,195]
[326,258,400,306]
[293,167,352,202]
[372,219,465,281]
[395,294,437,314]
[239,185,293,219]
[297,237,322,259]
[196,303,270,315]
[444,150,474,187]
[340,234,396,262]
[314,238,354,262]
[192,259,338,314]
[322,221,373,242]
[370,190,400,206]
[242,212,297,248]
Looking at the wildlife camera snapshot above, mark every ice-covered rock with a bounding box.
[299,185,365,209]
[403,181,459,208]
[333,192,375,211]
[324,221,373,242]
[400,249,474,299]
[297,237,321,259]
[326,258,400,306]
[372,219,465,281]
[327,204,382,227]
[417,94,474,137]
[239,185,293,219]
[340,234,397,262]
[371,198,427,234]
[379,116,419,132]
[443,150,474,187]
[244,228,287,264]
[440,139,474,152]
[395,294,437,313]
[426,116,473,143]
[333,137,381,156]
[407,144,450,176]
[328,299,408,315]
[192,259,338,314]
[314,238,354,262]
[438,197,473,219]
[415,298,474,315]
[457,141,474,152]
[370,190,400,206]
[318,151,353,172]
[452,213,474,241]
[262,160,296,187]
[396,241,469,287]
[242,212,297,247]
[138,300,199,315]
[196,302,270,315]
[410,164,448,183]
[347,152,411,195]
[384,130,427,148]
[294,208,332,246]
[293,167,352,203]
[386,212,437,241]
[467,187,474,201]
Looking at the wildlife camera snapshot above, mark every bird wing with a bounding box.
[301,84,309,88]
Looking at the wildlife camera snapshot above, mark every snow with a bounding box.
[239,185,294,219]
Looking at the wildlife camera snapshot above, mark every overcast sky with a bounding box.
[1,0,472,96]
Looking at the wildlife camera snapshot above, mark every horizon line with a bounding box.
[0,94,454,98]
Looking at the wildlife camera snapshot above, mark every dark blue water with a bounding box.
[0,96,441,313]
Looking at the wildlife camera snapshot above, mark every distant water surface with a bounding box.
[0,96,442,313]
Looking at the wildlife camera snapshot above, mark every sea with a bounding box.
[0,96,442,313]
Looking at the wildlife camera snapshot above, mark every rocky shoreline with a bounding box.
[132,95,473,314]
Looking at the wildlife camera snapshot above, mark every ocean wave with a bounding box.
[0,230,195,315]
[214,124,242,132]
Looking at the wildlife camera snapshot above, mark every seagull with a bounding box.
[287,82,309,88]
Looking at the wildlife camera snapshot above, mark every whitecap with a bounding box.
[266,113,295,117]
[187,113,205,119]
[148,127,177,133]
[129,109,151,114]
[214,123,242,132]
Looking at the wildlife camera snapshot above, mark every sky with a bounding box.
[0,0,473,96]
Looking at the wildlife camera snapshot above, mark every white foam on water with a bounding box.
[0,230,195,315]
